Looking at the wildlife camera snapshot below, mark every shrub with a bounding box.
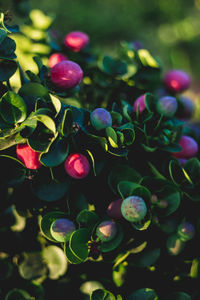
[0,7,199,300]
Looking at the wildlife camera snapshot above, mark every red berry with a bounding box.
[172,135,198,159]
[16,143,42,170]
[107,199,123,220]
[133,94,146,114]
[164,69,191,93]
[64,31,89,52]
[51,60,83,89]
[49,53,68,68]
[64,153,90,179]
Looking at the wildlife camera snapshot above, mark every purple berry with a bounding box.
[121,196,147,222]
[90,108,112,131]
[133,94,146,114]
[177,221,195,242]
[176,96,195,120]
[107,199,123,220]
[164,69,191,93]
[51,60,83,89]
[156,96,178,117]
[50,218,76,242]
[96,220,117,242]
[172,135,198,159]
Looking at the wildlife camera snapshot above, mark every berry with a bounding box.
[178,158,188,166]
[133,94,146,114]
[107,199,123,220]
[49,53,68,68]
[64,31,89,52]
[164,69,191,93]
[156,96,178,117]
[64,153,90,179]
[50,218,76,242]
[121,196,147,222]
[172,135,198,159]
[176,96,195,120]
[90,108,112,131]
[16,143,42,170]
[96,220,117,242]
[177,221,195,242]
[51,60,83,89]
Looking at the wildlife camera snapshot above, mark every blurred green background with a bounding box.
[1,0,200,80]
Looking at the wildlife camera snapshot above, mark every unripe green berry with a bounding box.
[121,196,147,222]
[177,221,195,242]
[96,220,117,242]
[50,218,76,242]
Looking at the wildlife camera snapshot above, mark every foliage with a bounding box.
[0,7,200,300]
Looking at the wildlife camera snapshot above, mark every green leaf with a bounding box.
[106,127,118,148]
[64,244,83,264]
[131,248,160,268]
[18,252,47,281]
[100,223,124,253]
[165,292,191,300]
[183,158,200,185]
[0,60,17,81]
[144,93,157,112]
[157,185,181,216]
[69,228,90,261]
[108,164,141,195]
[49,94,61,117]
[18,82,49,98]
[0,91,27,124]
[60,108,73,137]
[76,209,100,233]
[0,36,16,59]
[169,160,185,185]
[127,288,158,300]
[99,55,127,76]
[31,178,69,202]
[42,245,68,280]
[117,181,141,199]
[25,70,41,83]
[5,289,32,300]
[0,29,7,44]
[0,258,14,280]
[120,128,135,146]
[40,137,69,167]
[90,288,116,300]
[32,114,56,134]
[138,49,160,68]
[40,211,68,242]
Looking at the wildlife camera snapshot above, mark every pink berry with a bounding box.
[164,69,191,93]
[16,143,42,170]
[64,153,90,179]
[133,94,146,114]
[49,53,68,68]
[51,60,83,89]
[107,199,123,220]
[172,135,198,159]
[64,31,89,52]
